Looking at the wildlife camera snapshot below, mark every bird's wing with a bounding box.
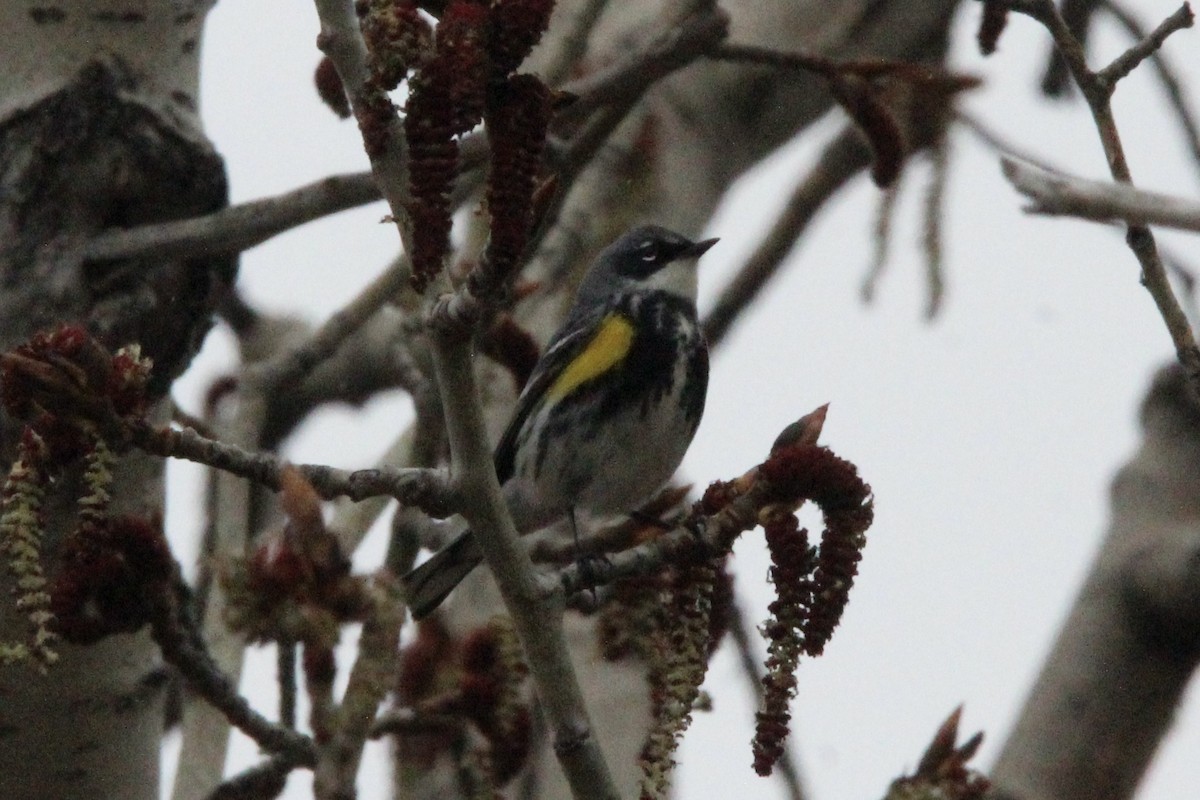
[493,307,632,483]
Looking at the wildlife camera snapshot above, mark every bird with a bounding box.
[402,224,718,618]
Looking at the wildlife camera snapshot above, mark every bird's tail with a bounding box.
[401,531,483,619]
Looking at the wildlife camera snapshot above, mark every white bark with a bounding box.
[0,2,223,798]
[0,0,212,130]
[1003,156,1200,233]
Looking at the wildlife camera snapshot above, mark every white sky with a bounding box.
[164,2,1200,798]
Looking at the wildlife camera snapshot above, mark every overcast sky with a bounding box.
[164,2,1200,798]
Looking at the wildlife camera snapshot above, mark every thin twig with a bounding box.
[1095,3,1193,88]
[711,41,964,82]
[1001,157,1200,231]
[1101,0,1200,186]
[128,421,457,514]
[955,109,1064,173]
[861,176,902,305]
[1004,0,1200,394]
[1040,0,1101,95]
[923,138,950,319]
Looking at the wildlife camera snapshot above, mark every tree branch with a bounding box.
[430,332,621,800]
[128,421,457,515]
[248,256,412,393]
[83,172,380,262]
[160,576,317,768]
[1002,157,1200,232]
[314,0,418,261]
[991,365,1200,800]
[1002,0,1200,398]
[1095,2,1193,88]
[1100,0,1200,186]
[82,131,488,264]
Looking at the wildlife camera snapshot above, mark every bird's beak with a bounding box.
[685,237,720,258]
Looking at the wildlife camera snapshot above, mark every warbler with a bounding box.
[402,225,718,618]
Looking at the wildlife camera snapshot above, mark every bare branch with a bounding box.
[128,421,456,514]
[955,109,1064,173]
[159,576,317,768]
[1096,3,1193,88]
[1003,0,1200,398]
[922,139,950,319]
[249,257,412,393]
[861,174,902,306]
[1002,157,1200,231]
[1101,0,1200,186]
[314,0,417,260]
[430,333,621,800]
[83,172,380,262]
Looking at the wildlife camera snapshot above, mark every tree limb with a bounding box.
[1100,0,1200,186]
[1001,0,1200,399]
[991,365,1200,800]
[1002,157,1200,232]
[128,421,457,514]
[83,172,380,262]
[430,332,621,800]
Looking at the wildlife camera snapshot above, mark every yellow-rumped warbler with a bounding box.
[402,225,718,618]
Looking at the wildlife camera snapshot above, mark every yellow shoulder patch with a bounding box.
[548,314,635,400]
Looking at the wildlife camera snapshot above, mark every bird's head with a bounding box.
[576,225,719,307]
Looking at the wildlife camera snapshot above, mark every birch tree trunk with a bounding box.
[0,2,229,798]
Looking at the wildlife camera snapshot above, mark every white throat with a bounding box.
[643,257,699,301]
